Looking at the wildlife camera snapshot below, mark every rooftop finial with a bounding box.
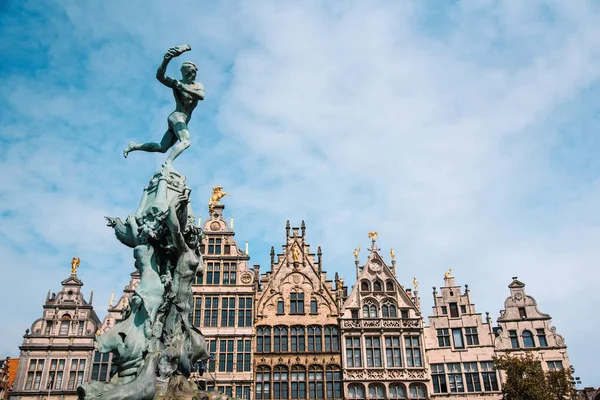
[353,245,361,261]
[109,290,115,307]
[208,186,229,214]
[444,268,453,279]
[390,248,395,261]
[71,257,81,275]
[368,231,378,241]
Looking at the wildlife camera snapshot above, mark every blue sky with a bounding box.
[1,0,600,386]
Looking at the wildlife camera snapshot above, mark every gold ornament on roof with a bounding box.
[353,245,361,260]
[368,231,378,241]
[71,257,81,275]
[444,268,452,279]
[413,277,418,291]
[292,245,301,262]
[208,186,230,213]
[390,248,395,261]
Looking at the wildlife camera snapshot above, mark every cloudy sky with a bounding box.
[1,0,599,386]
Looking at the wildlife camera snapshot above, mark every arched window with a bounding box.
[389,305,397,318]
[326,365,342,399]
[382,305,389,318]
[274,326,288,352]
[360,281,370,292]
[257,326,271,352]
[522,330,535,348]
[256,366,271,399]
[373,280,383,292]
[308,365,324,399]
[370,305,378,318]
[409,384,426,399]
[291,326,305,352]
[324,326,339,351]
[348,384,366,399]
[291,365,307,399]
[389,383,407,399]
[368,383,385,399]
[386,281,394,291]
[308,326,322,352]
[273,365,289,399]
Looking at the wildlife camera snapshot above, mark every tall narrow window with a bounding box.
[382,305,389,318]
[326,365,342,399]
[509,330,519,349]
[463,362,481,392]
[409,384,427,399]
[405,337,422,367]
[47,358,66,389]
[308,326,322,352]
[91,353,110,382]
[25,359,44,390]
[536,328,548,347]
[273,366,289,399]
[369,305,377,318]
[345,337,362,367]
[348,384,365,399]
[236,339,251,372]
[389,305,397,317]
[274,326,288,352]
[221,297,236,327]
[368,384,385,400]
[206,262,221,285]
[401,309,409,319]
[59,320,70,336]
[389,383,407,399]
[291,327,305,352]
[324,326,339,351]
[480,362,499,391]
[437,329,450,347]
[386,281,394,291]
[204,297,219,327]
[257,327,271,352]
[308,366,324,399]
[277,300,285,314]
[465,327,479,345]
[518,307,527,318]
[373,281,383,292]
[447,363,464,393]
[206,340,217,372]
[208,238,222,254]
[385,336,403,367]
[310,299,318,314]
[431,364,447,393]
[77,321,85,336]
[256,366,271,399]
[291,366,307,399]
[191,297,202,327]
[522,330,535,347]
[290,292,305,314]
[360,281,370,292]
[218,339,235,372]
[238,297,253,327]
[452,328,464,349]
[222,262,236,285]
[67,359,86,390]
[449,303,459,318]
[365,337,382,367]
[441,306,448,315]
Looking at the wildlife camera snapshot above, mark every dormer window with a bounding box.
[518,307,527,319]
[449,303,459,318]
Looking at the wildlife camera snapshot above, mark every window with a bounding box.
[441,306,448,315]
[326,365,342,399]
[59,321,70,336]
[44,322,53,335]
[452,328,464,349]
[25,359,44,390]
[236,339,251,372]
[291,326,305,352]
[389,383,407,399]
[348,384,365,399]
[460,305,467,314]
[518,307,527,318]
[351,310,359,319]
[218,386,233,397]
[401,309,409,319]
[273,365,289,399]
[437,329,450,347]
[291,292,305,314]
[291,366,307,399]
[509,330,519,348]
[308,326,322,352]
[221,297,236,327]
[465,327,479,345]
[77,321,85,336]
[274,326,288,352]
[368,384,385,400]
[405,337,422,367]
[47,358,66,390]
[362,304,377,318]
[346,337,362,367]
[236,385,251,400]
[536,328,548,347]
[447,363,464,392]
[386,281,394,291]
[208,238,222,254]
[277,300,285,314]
[547,360,563,371]
[257,326,271,352]
[463,362,481,392]
[449,303,459,318]
[385,336,402,367]
[224,244,231,255]
[522,330,535,347]
[238,297,253,327]
[195,273,203,284]
[369,281,380,293]
[256,366,271,399]
[409,384,426,399]
[191,297,202,327]
[360,281,370,292]
[480,361,499,391]
[431,364,447,393]
[310,299,318,314]
[365,337,382,367]
[218,339,234,372]
[324,326,339,351]
[204,297,219,327]
[206,340,217,372]
[205,262,221,285]
[222,262,236,285]
[308,366,324,399]
[91,353,110,382]
[67,359,86,390]
[382,303,397,318]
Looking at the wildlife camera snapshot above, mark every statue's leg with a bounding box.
[123,130,177,158]
[165,122,191,166]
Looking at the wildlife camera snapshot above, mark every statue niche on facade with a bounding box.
[78,46,240,400]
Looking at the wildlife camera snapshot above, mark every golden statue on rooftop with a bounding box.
[390,248,395,260]
[413,277,418,291]
[208,186,230,213]
[368,231,378,241]
[444,268,453,279]
[71,257,80,275]
[353,245,361,260]
[292,245,301,262]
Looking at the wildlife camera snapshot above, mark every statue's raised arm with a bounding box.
[123,44,204,167]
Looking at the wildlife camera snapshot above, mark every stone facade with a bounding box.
[10,267,100,400]
[340,236,428,399]
[253,221,345,400]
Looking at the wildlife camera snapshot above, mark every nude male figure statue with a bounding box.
[123,45,205,166]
